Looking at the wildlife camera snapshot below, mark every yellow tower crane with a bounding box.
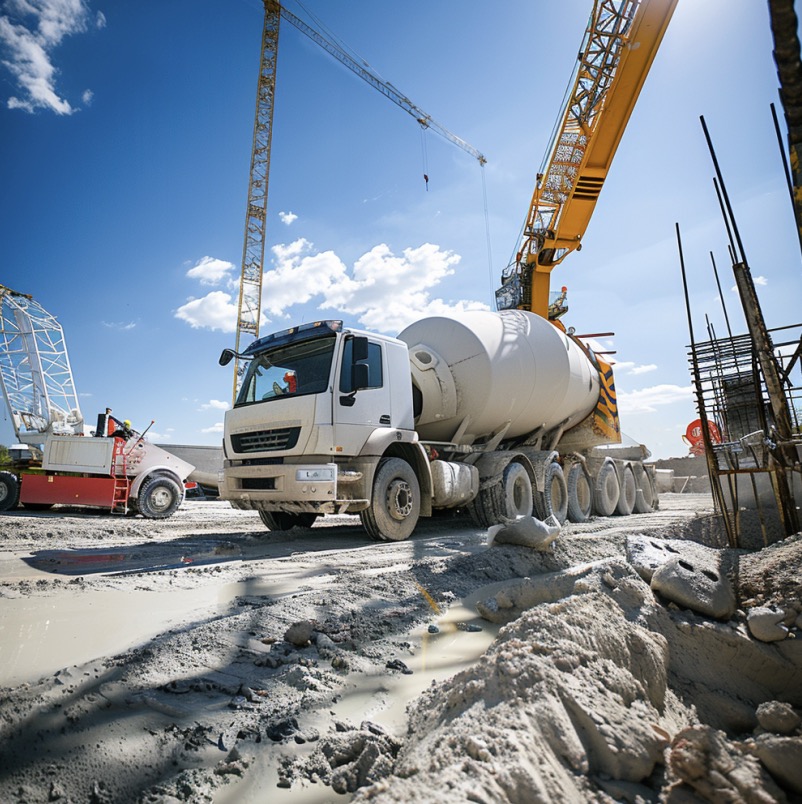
[496,0,677,319]
[231,1,485,402]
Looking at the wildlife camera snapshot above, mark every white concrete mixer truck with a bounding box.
[217,309,656,540]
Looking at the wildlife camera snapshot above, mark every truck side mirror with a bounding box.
[352,362,370,391]
[219,349,235,367]
[351,336,369,364]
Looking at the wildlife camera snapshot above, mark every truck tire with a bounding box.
[566,462,593,523]
[593,460,619,517]
[615,466,636,515]
[468,460,533,528]
[137,474,183,519]
[0,471,20,512]
[360,457,420,541]
[634,470,655,513]
[259,511,319,531]
[535,461,568,524]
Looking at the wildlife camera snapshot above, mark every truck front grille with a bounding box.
[232,427,301,453]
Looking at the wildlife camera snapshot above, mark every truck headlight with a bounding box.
[296,468,335,482]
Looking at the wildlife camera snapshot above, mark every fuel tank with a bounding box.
[397,309,600,445]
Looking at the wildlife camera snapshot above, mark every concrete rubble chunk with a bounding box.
[487,514,561,550]
[650,555,736,620]
[625,534,683,582]
[747,734,802,795]
[756,701,801,735]
[284,620,316,647]
[747,607,789,643]
[476,559,617,624]
[666,725,786,802]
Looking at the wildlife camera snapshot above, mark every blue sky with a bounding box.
[0,0,799,460]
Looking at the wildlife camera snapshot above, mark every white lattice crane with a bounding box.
[0,284,83,443]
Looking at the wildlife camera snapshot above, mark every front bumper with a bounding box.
[219,460,367,514]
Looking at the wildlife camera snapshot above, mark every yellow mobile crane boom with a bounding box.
[496,0,677,318]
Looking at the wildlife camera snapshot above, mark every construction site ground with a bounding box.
[0,493,800,802]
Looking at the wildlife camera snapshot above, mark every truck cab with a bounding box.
[219,320,430,537]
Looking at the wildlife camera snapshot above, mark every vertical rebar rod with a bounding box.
[710,251,734,339]
[771,100,802,261]
[676,222,737,546]
[702,116,747,264]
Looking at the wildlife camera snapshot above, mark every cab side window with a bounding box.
[340,339,383,392]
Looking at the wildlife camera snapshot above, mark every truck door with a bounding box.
[334,337,392,453]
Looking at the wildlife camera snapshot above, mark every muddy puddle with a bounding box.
[0,566,339,688]
[218,591,501,804]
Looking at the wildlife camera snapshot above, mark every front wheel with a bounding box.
[259,511,319,531]
[137,475,183,519]
[0,471,20,512]
[360,457,420,542]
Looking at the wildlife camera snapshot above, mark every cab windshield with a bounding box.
[236,336,336,407]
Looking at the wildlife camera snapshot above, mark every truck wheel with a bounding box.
[259,511,319,531]
[615,466,638,516]
[469,460,533,528]
[137,475,183,519]
[360,457,420,541]
[593,460,619,517]
[0,471,20,512]
[634,470,655,513]
[615,466,637,515]
[566,462,593,523]
[535,461,568,524]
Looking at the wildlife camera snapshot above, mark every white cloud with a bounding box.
[731,275,768,292]
[186,255,235,286]
[95,10,105,28]
[262,239,348,317]
[201,422,224,434]
[264,238,487,333]
[0,0,94,114]
[617,384,693,415]
[175,290,238,332]
[200,399,229,411]
[101,320,137,331]
[278,211,297,225]
[611,360,658,376]
[176,239,489,335]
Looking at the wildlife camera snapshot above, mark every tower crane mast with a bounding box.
[231,0,280,404]
[496,0,677,319]
[231,0,485,402]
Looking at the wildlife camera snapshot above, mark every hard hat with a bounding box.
[124,420,131,427]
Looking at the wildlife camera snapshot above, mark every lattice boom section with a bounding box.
[0,289,83,437]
